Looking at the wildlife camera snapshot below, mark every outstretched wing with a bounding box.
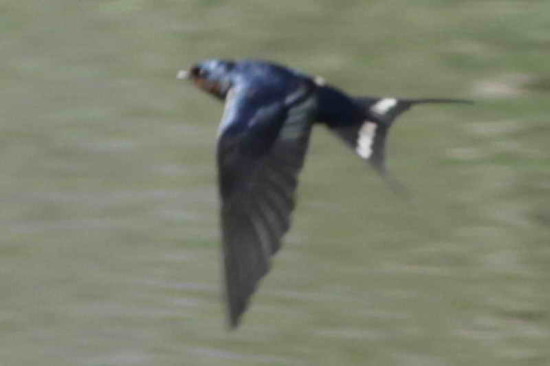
[217,89,315,328]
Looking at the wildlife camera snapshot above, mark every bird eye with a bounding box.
[190,66,204,78]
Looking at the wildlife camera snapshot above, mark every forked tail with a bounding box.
[330,96,472,196]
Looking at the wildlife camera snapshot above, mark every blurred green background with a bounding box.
[1,1,549,365]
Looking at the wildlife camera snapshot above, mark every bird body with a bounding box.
[178,59,471,328]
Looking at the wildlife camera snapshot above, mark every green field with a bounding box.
[1,1,549,365]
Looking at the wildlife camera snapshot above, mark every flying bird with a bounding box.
[177,59,471,328]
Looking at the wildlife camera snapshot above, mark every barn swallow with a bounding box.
[177,59,471,328]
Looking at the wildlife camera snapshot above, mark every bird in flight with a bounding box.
[177,59,471,328]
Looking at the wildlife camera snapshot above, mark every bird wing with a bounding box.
[217,88,316,328]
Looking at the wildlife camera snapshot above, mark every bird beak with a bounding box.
[176,69,190,80]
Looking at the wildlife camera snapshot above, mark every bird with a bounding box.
[177,59,471,328]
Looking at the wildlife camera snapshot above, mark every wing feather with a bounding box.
[217,91,315,328]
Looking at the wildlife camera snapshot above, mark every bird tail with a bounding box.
[331,96,472,197]
[356,97,472,123]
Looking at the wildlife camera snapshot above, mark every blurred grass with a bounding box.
[0,0,549,365]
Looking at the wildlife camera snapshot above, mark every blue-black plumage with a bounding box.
[178,59,471,328]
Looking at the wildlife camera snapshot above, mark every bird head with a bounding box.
[177,59,235,100]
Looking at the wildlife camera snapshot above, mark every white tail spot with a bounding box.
[314,76,326,86]
[371,98,397,115]
[356,121,377,159]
